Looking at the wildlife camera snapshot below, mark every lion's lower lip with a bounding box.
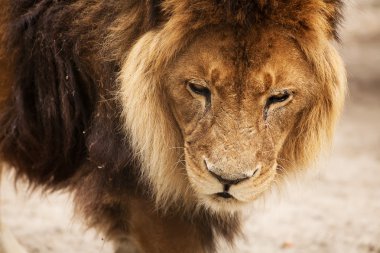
[215,192,233,199]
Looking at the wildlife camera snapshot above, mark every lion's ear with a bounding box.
[320,0,344,40]
[293,0,344,40]
[302,0,343,40]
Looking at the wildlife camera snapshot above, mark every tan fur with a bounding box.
[119,32,196,210]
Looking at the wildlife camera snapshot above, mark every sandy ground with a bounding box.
[1,1,380,253]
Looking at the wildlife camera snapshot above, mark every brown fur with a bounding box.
[0,1,345,252]
[0,1,11,108]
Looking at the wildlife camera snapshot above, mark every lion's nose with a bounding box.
[204,160,260,185]
[208,170,251,185]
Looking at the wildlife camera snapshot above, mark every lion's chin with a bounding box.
[196,193,251,214]
[192,180,275,214]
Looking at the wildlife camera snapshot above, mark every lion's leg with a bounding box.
[101,197,207,253]
[114,239,141,253]
[0,167,28,253]
[124,197,207,253]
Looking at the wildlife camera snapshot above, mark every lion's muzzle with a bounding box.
[204,159,262,199]
[205,159,261,185]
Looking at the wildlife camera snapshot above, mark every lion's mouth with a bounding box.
[215,192,234,199]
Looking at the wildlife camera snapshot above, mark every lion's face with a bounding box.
[164,27,320,211]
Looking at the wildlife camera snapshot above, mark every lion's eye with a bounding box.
[266,92,290,106]
[264,90,293,119]
[187,82,211,98]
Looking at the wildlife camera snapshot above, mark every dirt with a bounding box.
[1,1,379,253]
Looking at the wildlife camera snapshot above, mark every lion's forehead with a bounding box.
[175,27,311,95]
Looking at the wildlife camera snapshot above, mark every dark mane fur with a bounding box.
[0,0,343,251]
[0,0,160,187]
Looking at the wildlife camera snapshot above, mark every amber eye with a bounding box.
[187,81,211,98]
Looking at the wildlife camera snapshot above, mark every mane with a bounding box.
[118,0,346,208]
[0,0,160,187]
[0,0,345,215]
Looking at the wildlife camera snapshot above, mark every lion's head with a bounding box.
[119,0,346,213]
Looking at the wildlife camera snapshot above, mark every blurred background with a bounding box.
[1,1,379,252]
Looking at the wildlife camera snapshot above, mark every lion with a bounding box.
[0,0,346,252]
